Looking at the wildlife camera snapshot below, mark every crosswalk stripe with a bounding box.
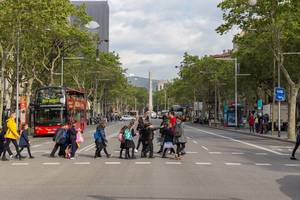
[255,153,268,155]
[209,152,222,154]
[231,152,244,155]
[43,162,60,165]
[193,140,198,144]
[186,151,198,154]
[165,162,182,165]
[284,164,300,167]
[12,163,29,166]
[225,163,241,166]
[255,163,271,166]
[195,162,212,165]
[74,162,90,165]
[135,162,151,165]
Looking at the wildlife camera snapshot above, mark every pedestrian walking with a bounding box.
[136,117,144,151]
[161,124,175,158]
[248,112,255,133]
[19,124,34,159]
[68,123,78,160]
[173,116,187,159]
[118,126,127,159]
[50,124,68,158]
[2,112,23,161]
[94,121,111,158]
[157,115,169,154]
[142,122,160,158]
[291,124,300,160]
[124,121,136,159]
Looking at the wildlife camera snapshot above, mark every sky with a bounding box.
[76,0,236,80]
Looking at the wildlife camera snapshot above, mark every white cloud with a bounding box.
[109,0,235,80]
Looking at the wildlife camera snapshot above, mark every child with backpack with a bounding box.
[50,124,68,158]
[94,121,111,158]
[124,121,136,159]
[19,124,34,159]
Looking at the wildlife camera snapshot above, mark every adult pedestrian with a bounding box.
[291,123,300,160]
[143,122,160,158]
[173,116,187,159]
[50,124,68,158]
[2,112,23,161]
[136,117,144,151]
[19,124,34,159]
[248,112,255,133]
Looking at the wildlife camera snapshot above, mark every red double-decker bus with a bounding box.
[33,87,87,136]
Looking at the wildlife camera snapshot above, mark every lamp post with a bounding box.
[216,58,250,128]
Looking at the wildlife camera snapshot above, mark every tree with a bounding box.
[217,0,300,139]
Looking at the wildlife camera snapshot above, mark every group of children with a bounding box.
[0,122,34,161]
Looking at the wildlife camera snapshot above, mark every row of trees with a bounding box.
[163,0,300,139]
[0,0,147,126]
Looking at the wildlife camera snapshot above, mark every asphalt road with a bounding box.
[0,120,299,200]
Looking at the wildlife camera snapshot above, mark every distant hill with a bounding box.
[127,76,159,91]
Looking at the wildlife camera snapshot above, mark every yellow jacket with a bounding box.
[4,117,19,140]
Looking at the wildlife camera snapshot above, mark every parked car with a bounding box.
[120,115,136,121]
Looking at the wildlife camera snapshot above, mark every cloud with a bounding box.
[109,0,235,80]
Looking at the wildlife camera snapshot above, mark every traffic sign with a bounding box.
[275,87,286,101]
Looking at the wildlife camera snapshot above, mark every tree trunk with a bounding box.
[288,86,299,140]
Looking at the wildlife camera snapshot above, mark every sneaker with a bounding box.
[29,156,35,159]
[106,154,111,158]
[50,155,55,158]
[290,156,297,160]
[134,149,138,153]
[9,155,14,159]
[70,157,75,160]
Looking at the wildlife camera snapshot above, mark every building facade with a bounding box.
[71,0,109,52]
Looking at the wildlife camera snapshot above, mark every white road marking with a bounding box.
[74,162,90,165]
[135,162,151,165]
[187,136,192,139]
[225,163,241,166]
[255,153,268,155]
[105,162,121,165]
[255,163,272,166]
[165,162,182,165]
[12,163,29,166]
[209,152,222,154]
[201,146,209,151]
[31,144,42,148]
[188,126,284,155]
[232,152,244,155]
[277,149,283,151]
[84,145,95,152]
[78,143,94,153]
[114,150,120,153]
[186,151,198,154]
[280,153,290,156]
[195,162,212,165]
[285,164,300,167]
[43,162,60,165]
[193,140,198,144]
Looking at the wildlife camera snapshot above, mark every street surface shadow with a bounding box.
[87,195,243,200]
[277,175,300,200]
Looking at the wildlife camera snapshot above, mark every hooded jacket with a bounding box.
[5,117,19,140]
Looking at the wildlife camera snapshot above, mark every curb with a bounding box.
[188,123,296,144]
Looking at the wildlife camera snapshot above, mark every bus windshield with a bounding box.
[35,107,66,126]
[36,88,64,105]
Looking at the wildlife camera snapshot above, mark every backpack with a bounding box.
[76,131,84,143]
[94,130,102,142]
[118,133,124,143]
[174,122,183,137]
[55,128,67,144]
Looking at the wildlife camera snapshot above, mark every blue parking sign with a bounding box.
[275,87,285,101]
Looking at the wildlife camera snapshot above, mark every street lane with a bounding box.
[0,120,299,200]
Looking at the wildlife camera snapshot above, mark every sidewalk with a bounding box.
[190,122,295,144]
